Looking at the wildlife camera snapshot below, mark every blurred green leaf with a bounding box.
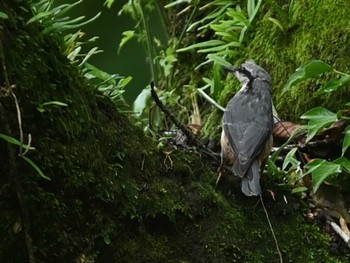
[0,11,8,19]
[117,76,132,89]
[27,10,52,24]
[342,126,350,156]
[159,48,177,77]
[207,54,232,67]
[247,0,262,22]
[37,101,68,113]
[104,0,115,8]
[283,60,333,93]
[282,147,299,171]
[197,88,225,111]
[300,107,337,142]
[268,17,284,31]
[333,157,350,173]
[212,64,222,99]
[291,186,308,194]
[133,88,151,117]
[164,0,192,8]
[103,234,111,245]
[177,40,225,52]
[118,30,135,53]
[85,63,117,84]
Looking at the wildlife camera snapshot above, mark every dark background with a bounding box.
[55,0,164,104]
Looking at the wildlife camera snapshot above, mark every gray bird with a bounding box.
[218,60,273,196]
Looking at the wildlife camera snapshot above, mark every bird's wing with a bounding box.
[223,83,273,177]
[223,121,270,177]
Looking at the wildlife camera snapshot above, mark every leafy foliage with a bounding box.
[283,60,333,93]
[300,107,338,142]
[28,0,101,34]
[114,0,265,132]
[281,61,350,193]
[29,0,131,108]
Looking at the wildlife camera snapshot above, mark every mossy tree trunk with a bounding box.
[0,1,348,262]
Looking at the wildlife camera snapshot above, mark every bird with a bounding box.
[218,60,273,196]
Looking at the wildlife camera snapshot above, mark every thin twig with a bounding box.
[150,81,199,146]
[260,195,283,263]
[149,81,239,178]
[22,133,32,156]
[12,91,24,156]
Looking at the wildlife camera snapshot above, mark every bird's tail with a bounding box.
[241,160,262,196]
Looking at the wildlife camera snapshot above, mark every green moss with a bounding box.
[245,0,350,121]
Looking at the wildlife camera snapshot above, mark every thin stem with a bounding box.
[138,1,158,85]
[260,195,283,263]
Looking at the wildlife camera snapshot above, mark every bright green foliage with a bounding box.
[28,0,101,34]
[277,59,350,194]
[300,107,338,142]
[304,159,342,193]
[283,60,333,93]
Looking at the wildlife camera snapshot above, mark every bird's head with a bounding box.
[225,60,271,85]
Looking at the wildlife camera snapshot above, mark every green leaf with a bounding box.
[333,157,350,173]
[41,101,68,107]
[164,0,192,8]
[206,54,232,67]
[133,88,151,117]
[37,101,68,113]
[283,60,333,93]
[118,30,135,53]
[282,147,299,171]
[305,159,341,193]
[159,48,177,77]
[0,11,8,19]
[0,134,35,150]
[103,234,111,245]
[247,0,262,22]
[21,156,50,180]
[104,0,115,8]
[316,75,350,94]
[117,76,132,89]
[212,64,222,99]
[177,40,224,52]
[342,126,350,156]
[27,11,53,24]
[300,107,337,142]
[268,17,284,31]
[197,88,225,111]
[84,63,118,84]
[198,42,240,53]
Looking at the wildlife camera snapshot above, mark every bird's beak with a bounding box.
[223,67,237,73]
